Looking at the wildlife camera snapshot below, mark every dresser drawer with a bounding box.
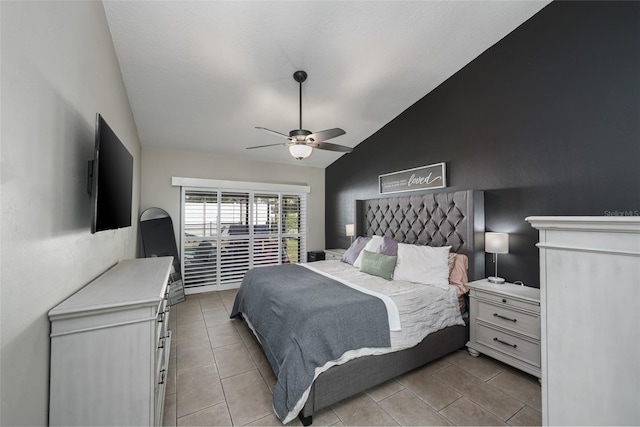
[155,298,169,343]
[155,331,169,372]
[154,300,170,392]
[476,300,540,340]
[473,289,540,313]
[475,323,540,368]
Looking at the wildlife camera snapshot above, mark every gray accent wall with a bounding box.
[325,1,640,288]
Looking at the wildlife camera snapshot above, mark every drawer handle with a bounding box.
[493,337,517,348]
[159,368,166,385]
[157,312,164,323]
[493,313,517,323]
[502,298,507,303]
[158,337,165,349]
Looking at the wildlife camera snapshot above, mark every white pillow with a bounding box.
[393,243,452,289]
[353,235,384,268]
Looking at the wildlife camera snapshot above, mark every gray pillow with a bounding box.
[360,250,398,280]
[378,236,398,256]
[340,236,371,265]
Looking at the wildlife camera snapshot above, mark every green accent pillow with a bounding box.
[359,250,398,280]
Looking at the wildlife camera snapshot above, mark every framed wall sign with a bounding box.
[379,162,447,194]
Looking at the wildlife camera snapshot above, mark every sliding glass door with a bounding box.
[180,187,306,292]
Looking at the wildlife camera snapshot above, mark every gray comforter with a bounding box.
[230,264,391,421]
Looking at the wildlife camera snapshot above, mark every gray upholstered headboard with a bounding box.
[355,190,485,281]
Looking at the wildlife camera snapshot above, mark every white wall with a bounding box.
[0,2,141,425]
[141,147,326,257]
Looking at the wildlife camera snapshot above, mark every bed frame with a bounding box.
[297,189,485,425]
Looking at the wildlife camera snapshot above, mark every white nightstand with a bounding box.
[466,279,541,379]
[324,248,346,261]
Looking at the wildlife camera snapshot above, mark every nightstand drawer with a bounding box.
[473,289,540,314]
[476,301,540,340]
[476,323,540,368]
[324,249,346,261]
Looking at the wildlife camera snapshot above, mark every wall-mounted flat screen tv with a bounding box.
[89,113,133,234]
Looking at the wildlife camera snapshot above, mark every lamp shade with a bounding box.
[485,232,509,254]
[345,224,355,237]
[289,144,313,159]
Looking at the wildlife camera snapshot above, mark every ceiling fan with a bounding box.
[247,70,352,160]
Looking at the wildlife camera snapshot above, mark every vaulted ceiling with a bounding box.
[103,1,549,168]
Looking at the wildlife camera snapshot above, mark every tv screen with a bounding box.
[90,113,133,234]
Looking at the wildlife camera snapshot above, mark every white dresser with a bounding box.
[48,257,173,426]
[527,216,640,426]
[466,279,541,378]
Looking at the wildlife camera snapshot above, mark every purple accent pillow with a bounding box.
[340,236,371,265]
[378,236,398,257]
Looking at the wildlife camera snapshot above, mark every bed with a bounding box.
[231,189,484,425]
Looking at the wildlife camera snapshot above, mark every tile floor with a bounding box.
[163,290,542,426]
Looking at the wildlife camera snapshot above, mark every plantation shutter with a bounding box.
[282,194,306,263]
[253,193,281,267]
[182,191,218,287]
[219,191,250,286]
[180,187,307,291]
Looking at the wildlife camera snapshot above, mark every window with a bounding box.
[179,184,307,292]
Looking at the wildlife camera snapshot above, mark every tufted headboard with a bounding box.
[355,190,485,280]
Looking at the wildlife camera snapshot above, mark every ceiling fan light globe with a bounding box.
[289,144,313,160]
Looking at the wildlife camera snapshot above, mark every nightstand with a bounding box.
[307,251,326,262]
[466,279,541,379]
[324,248,346,261]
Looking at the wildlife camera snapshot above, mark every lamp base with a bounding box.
[488,276,505,284]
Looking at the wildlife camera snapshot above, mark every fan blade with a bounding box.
[312,141,353,153]
[306,128,345,142]
[255,127,291,139]
[246,143,287,150]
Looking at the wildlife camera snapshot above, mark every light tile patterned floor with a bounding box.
[163,291,541,426]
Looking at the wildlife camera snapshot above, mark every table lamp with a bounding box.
[345,224,355,244]
[485,232,509,284]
